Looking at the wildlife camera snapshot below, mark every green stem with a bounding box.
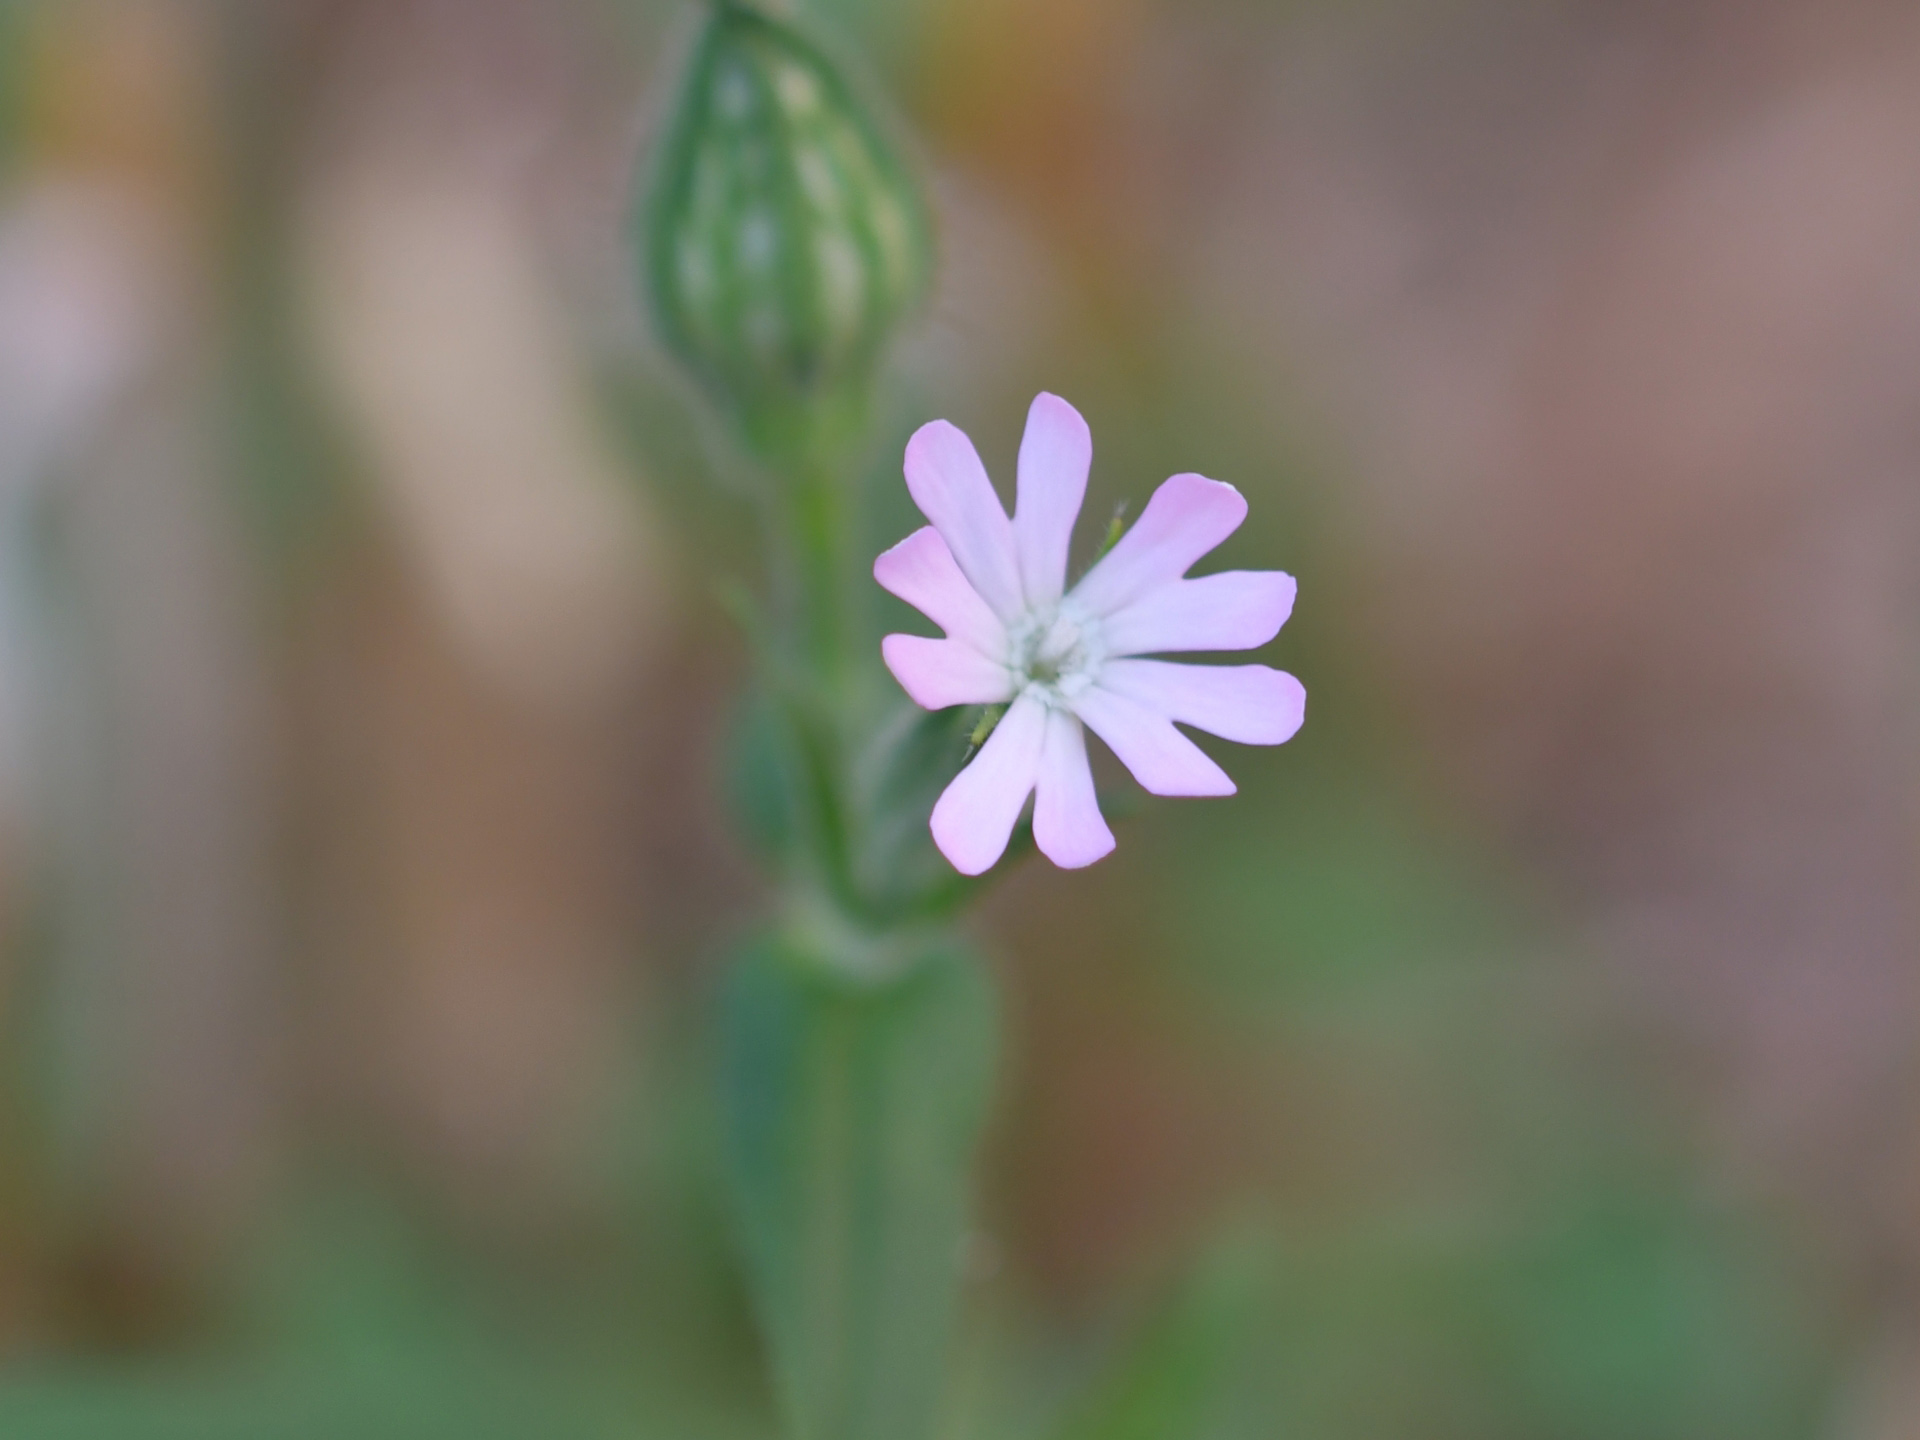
[748,388,869,688]
[782,457,854,690]
[751,395,873,927]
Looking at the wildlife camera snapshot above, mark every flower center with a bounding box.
[1010,609,1101,700]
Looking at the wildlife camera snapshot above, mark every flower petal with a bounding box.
[1067,472,1246,617]
[930,690,1047,875]
[1099,660,1305,745]
[904,419,1023,622]
[1071,683,1235,798]
[1031,707,1114,869]
[1013,392,1091,609]
[873,526,1007,657]
[1100,571,1296,656]
[882,634,1015,710]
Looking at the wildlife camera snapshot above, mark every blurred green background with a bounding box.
[0,0,1915,1435]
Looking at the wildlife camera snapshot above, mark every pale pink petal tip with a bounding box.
[929,693,1048,875]
[1012,393,1092,609]
[1031,709,1115,868]
[1069,471,1249,617]
[1073,684,1236,798]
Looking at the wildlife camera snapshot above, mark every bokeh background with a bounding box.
[0,0,1917,1435]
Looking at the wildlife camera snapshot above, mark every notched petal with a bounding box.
[1100,571,1296,656]
[1013,392,1092,610]
[1099,660,1305,745]
[874,526,1007,657]
[930,692,1047,875]
[903,419,1023,621]
[1071,684,1236,798]
[1031,707,1114,869]
[1067,472,1248,617]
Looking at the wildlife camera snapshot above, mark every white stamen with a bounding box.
[1011,606,1103,703]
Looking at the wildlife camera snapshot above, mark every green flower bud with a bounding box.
[640,1,934,459]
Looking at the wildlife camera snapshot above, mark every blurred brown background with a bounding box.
[0,1,1915,1436]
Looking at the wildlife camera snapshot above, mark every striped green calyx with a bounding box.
[641,2,934,461]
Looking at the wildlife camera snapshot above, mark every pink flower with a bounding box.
[876,393,1305,875]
